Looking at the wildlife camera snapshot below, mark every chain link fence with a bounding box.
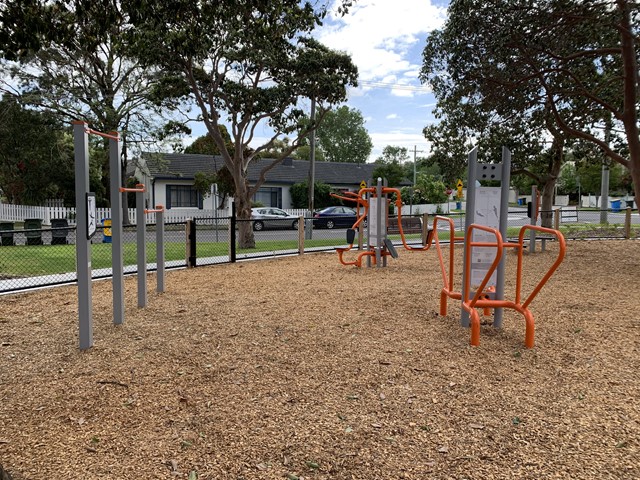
[1,208,637,294]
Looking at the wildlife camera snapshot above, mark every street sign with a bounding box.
[457,179,464,188]
[86,192,97,239]
[360,180,367,189]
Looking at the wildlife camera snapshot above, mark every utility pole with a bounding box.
[306,97,316,239]
[410,145,425,215]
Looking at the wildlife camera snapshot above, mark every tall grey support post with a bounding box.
[529,186,538,253]
[73,121,93,350]
[375,177,383,268]
[137,190,147,307]
[460,148,478,328]
[493,147,511,328]
[156,208,165,293]
[600,161,609,224]
[109,133,124,325]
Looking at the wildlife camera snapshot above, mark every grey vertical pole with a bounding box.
[109,133,124,325]
[600,161,610,224]
[73,121,93,350]
[137,190,147,307]
[461,147,478,327]
[306,97,316,240]
[375,177,383,268]
[529,185,538,253]
[156,208,165,293]
[493,147,511,328]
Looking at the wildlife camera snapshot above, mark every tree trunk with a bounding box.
[540,137,564,228]
[235,181,256,249]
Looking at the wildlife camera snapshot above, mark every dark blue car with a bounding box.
[313,206,367,229]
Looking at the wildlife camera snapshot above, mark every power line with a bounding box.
[357,80,432,93]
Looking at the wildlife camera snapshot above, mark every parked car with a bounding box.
[313,206,367,229]
[251,207,299,231]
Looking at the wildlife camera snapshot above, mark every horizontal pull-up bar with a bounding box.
[86,128,119,141]
[119,183,145,193]
[144,205,165,214]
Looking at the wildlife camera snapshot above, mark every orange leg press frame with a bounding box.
[434,218,566,348]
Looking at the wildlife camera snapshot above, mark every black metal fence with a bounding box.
[0,207,637,294]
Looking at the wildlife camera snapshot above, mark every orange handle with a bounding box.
[119,183,145,193]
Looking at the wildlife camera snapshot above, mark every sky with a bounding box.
[187,0,449,163]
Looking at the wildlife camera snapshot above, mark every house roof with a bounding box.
[140,152,382,187]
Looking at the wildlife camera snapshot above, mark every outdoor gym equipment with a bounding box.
[431,145,567,347]
[74,121,165,350]
[332,177,434,268]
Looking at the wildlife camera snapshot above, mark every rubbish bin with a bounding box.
[611,200,621,213]
[102,218,112,243]
[0,222,14,246]
[456,201,462,210]
[24,218,44,245]
[518,198,525,206]
[50,218,70,245]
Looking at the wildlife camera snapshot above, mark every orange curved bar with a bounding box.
[517,225,566,309]
[119,183,145,193]
[86,128,119,141]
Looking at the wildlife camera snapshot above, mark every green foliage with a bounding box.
[312,106,372,163]
[193,172,217,199]
[372,146,410,187]
[184,127,232,155]
[400,173,448,205]
[0,95,77,205]
[289,179,336,209]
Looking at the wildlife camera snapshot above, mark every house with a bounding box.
[134,152,379,212]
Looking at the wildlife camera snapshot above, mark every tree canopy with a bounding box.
[124,0,358,248]
[312,106,372,163]
[421,0,640,211]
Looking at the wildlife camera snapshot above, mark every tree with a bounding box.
[313,106,372,163]
[0,95,73,204]
[0,0,185,221]
[422,0,640,220]
[289,180,335,209]
[371,146,410,187]
[125,1,358,248]
[184,127,232,155]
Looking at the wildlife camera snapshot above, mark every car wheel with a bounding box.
[292,220,299,230]
[253,221,264,231]
[326,219,335,229]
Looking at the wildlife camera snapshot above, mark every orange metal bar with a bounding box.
[86,128,119,141]
[517,225,566,309]
[119,183,145,193]
[144,205,165,214]
[459,223,565,348]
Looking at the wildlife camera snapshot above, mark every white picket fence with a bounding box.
[0,204,233,226]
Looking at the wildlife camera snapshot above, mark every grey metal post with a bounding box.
[73,121,93,350]
[156,208,165,293]
[109,133,124,325]
[460,148,478,327]
[493,147,511,328]
[137,190,147,307]
[529,185,538,253]
[375,177,383,268]
[600,161,610,224]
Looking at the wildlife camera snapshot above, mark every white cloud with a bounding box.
[369,131,431,162]
[386,113,398,119]
[319,0,447,90]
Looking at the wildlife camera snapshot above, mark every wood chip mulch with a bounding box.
[0,240,639,479]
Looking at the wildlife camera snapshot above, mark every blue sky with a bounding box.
[186,0,449,163]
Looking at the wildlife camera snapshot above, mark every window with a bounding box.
[253,187,282,208]
[166,185,202,209]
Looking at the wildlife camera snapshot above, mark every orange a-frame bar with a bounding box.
[434,218,566,348]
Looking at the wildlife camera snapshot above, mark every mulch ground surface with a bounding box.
[0,240,639,480]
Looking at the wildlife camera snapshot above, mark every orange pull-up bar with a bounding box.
[144,205,165,214]
[119,183,145,193]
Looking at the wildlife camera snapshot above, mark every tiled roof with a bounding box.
[141,152,382,186]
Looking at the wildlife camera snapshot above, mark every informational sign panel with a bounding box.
[470,187,501,289]
[86,192,97,240]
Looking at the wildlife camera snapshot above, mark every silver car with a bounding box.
[251,207,300,231]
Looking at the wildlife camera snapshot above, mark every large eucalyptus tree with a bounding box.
[125,0,358,248]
